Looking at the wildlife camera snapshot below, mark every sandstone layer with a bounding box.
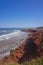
[0,30,43,64]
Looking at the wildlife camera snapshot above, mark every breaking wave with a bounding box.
[0,30,23,41]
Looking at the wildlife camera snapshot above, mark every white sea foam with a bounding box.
[0,30,27,41]
[0,30,30,60]
[0,30,21,41]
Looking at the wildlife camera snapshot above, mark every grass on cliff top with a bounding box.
[2,57,43,65]
[4,62,19,65]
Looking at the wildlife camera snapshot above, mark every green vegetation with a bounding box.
[3,57,43,65]
[3,62,19,65]
[36,27,43,30]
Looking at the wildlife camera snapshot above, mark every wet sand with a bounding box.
[0,32,28,60]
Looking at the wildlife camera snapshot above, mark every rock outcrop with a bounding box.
[0,30,43,64]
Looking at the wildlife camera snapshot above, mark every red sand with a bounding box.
[0,29,43,64]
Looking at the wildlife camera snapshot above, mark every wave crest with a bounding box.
[0,30,21,41]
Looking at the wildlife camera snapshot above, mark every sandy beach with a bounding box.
[0,31,28,60]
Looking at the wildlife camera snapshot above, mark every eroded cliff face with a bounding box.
[0,30,43,64]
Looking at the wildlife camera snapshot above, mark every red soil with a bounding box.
[0,30,43,64]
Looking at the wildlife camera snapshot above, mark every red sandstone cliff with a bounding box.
[0,30,43,64]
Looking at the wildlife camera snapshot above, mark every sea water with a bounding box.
[0,28,28,60]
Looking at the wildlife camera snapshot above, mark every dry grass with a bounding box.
[1,57,43,65]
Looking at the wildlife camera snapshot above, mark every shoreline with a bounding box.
[0,31,28,60]
[0,29,43,64]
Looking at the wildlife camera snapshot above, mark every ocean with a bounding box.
[0,28,24,41]
[0,28,28,60]
[0,28,24,35]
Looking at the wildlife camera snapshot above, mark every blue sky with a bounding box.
[0,0,43,28]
